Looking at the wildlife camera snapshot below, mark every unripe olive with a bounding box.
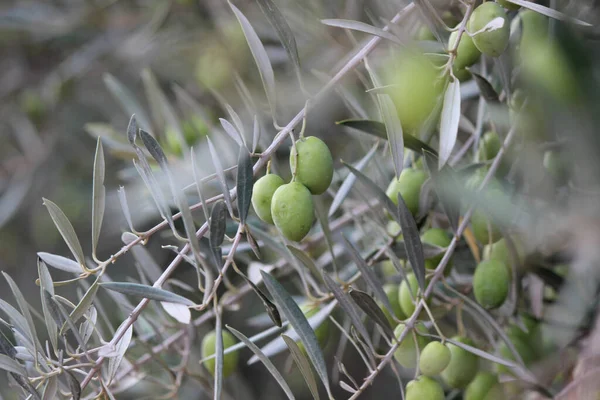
[381,284,406,324]
[416,25,436,41]
[449,30,481,70]
[252,174,285,224]
[497,0,520,10]
[506,316,543,359]
[406,376,444,400]
[289,136,333,195]
[468,2,510,57]
[386,168,428,216]
[496,335,536,375]
[419,341,451,376]
[393,322,430,368]
[386,52,443,133]
[195,45,233,90]
[387,220,401,236]
[421,228,452,272]
[483,237,525,276]
[295,303,330,353]
[454,68,472,82]
[201,330,239,377]
[465,371,504,400]
[478,131,501,161]
[471,210,503,244]
[398,273,420,317]
[473,259,510,309]
[543,150,568,183]
[511,10,549,49]
[441,336,479,389]
[271,182,314,242]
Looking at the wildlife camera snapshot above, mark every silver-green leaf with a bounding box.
[236,147,253,225]
[92,137,105,256]
[438,78,461,169]
[42,198,85,269]
[100,282,195,306]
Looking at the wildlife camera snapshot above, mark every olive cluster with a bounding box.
[251,136,333,242]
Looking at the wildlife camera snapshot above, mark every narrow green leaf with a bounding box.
[503,0,591,26]
[220,118,244,147]
[191,150,211,222]
[61,278,100,335]
[260,271,331,398]
[329,142,378,217]
[42,198,85,269]
[395,193,426,292]
[0,353,26,376]
[116,186,136,233]
[379,94,403,178]
[229,1,277,118]
[42,376,58,400]
[321,272,374,354]
[282,334,320,400]
[161,302,191,324]
[391,241,445,261]
[79,306,97,345]
[321,19,402,44]
[51,296,88,353]
[443,336,518,368]
[227,326,295,399]
[286,246,322,284]
[36,252,81,274]
[2,273,39,358]
[92,137,105,256]
[107,322,133,385]
[126,114,138,144]
[225,104,245,143]
[341,236,394,316]
[252,115,260,153]
[439,78,461,169]
[422,151,461,233]
[214,306,224,400]
[247,230,262,259]
[42,291,65,332]
[471,72,500,104]
[237,272,281,327]
[65,369,82,400]
[100,282,195,306]
[256,0,302,83]
[207,137,234,217]
[349,289,394,338]
[104,74,151,131]
[335,119,437,156]
[236,147,253,225]
[0,300,34,351]
[210,201,227,249]
[139,130,168,168]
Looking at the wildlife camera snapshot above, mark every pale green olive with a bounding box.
[468,2,510,57]
[289,136,333,195]
[252,174,285,224]
[201,330,239,378]
[271,182,314,242]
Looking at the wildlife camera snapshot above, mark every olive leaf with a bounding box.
[237,271,281,327]
[214,304,224,400]
[36,252,81,274]
[422,150,461,233]
[99,282,195,306]
[321,19,402,44]
[42,198,85,270]
[220,118,244,147]
[106,322,133,385]
[471,72,500,103]
[104,74,151,131]
[395,193,426,292]
[438,78,461,169]
[502,0,591,26]
[3,272,39,359]
[348,289,394,338]
[379,94,404,179]
[282,334,320,400]
[91,137,105,257]
[236,147,253,225]
[207,137,234,217]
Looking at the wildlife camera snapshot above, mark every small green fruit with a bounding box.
[421,228,451,271]
[295,303,330,353]
[483,237,525,276]
[449,30,481,70]
[382,284,406,324]
[465,372,504,400]
[497,0,520,10]
[406,376,444,400]
[471,210,503,244]
[511,10,549,49]
[386,168,428,216]
[195,45,233,90]
[441,336,479,389]
[252,174,285,224]
[393,322,430,368]
[416,25,435,41]
[398,273,420,317]
[290,136,333,195]
[468,2,510,57]
[543,150,568,183]
[419,341,451,376]
[454,68,472,82]
[201,330,239,377]
[478,131,501,161]
[271,182,314,242]
[473,259,510,309]
[496,335,536,375]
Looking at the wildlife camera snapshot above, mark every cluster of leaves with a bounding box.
[1,0,600,399]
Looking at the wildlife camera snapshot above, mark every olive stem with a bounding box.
[420,299,446,342]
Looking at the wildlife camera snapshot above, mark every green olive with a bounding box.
[465,170,503,244]
[511,9,549,49]
[497,0,520,10]
[295,303,330,353]
[473,259,510,309]
[201,330,239,378]
[381,284,406,324]
[195,45,233,90]
[478,131,501,161]
[419,341,451,376]
[416,25,436,41]
[421,228,452,272]
[496,334,536,375]
[406,376,444,400]
[385,52,443,133]
[386,168,428,216]
[454,68,473,82]
[465,371,504,400]
[393,322,430,368]
[441,336,479,389]
[290,136,333,195]
[271,182,314,242]
[398,272,420,317]
[468,2,510,57]
[543,150,568,183]
[252,174,285,224]
[483,237,525,277]
[449,30,481,70]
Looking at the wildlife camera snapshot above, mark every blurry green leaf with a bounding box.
[321,272,374,353]
[260,271,332,398]
[79,307,97,345]
[92,138,105,256]
[247,230,262,259]
[116,187,136,233]
[214,305,224,400]
[104,74,151,131]
[252,115,260,153]
[237,147,253,225]
[0,300,34,351]
[379,94,403,178]
[42,198,85,269]
[422,151,461,233]
[282,334,320,400]
[0,353,26,376]
[395,193,426,292]
[229,1,277,118]
[349,289,394,338]
[100,282,195,306]
[329,142,378,217]
[439,79,461,169]
[207,137,234,217]
[210,201,227,250]
[336,119,437,155]
[220,118,244,147]
[36,252,81,274]
[444,336,517,368]
[61,278,99,335]
[2,272,39,358]
[286,246,322,284]
[107,322,133,385]
[65,370,81,400]
[227,326,295,399]
[321,19,402,44]
[238,272,281,327]
[502,0,591,26]
[257,0,302,85]
[127,114,138,145]
[42,376,58,400]
[191,151,211,223]
[342,236,394,315]
[161,302,191,324]
[225,104,245,143]
[139,130,168,168]
[42,291,65,332]
[412,0,445,43]
[471,72,500,104]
